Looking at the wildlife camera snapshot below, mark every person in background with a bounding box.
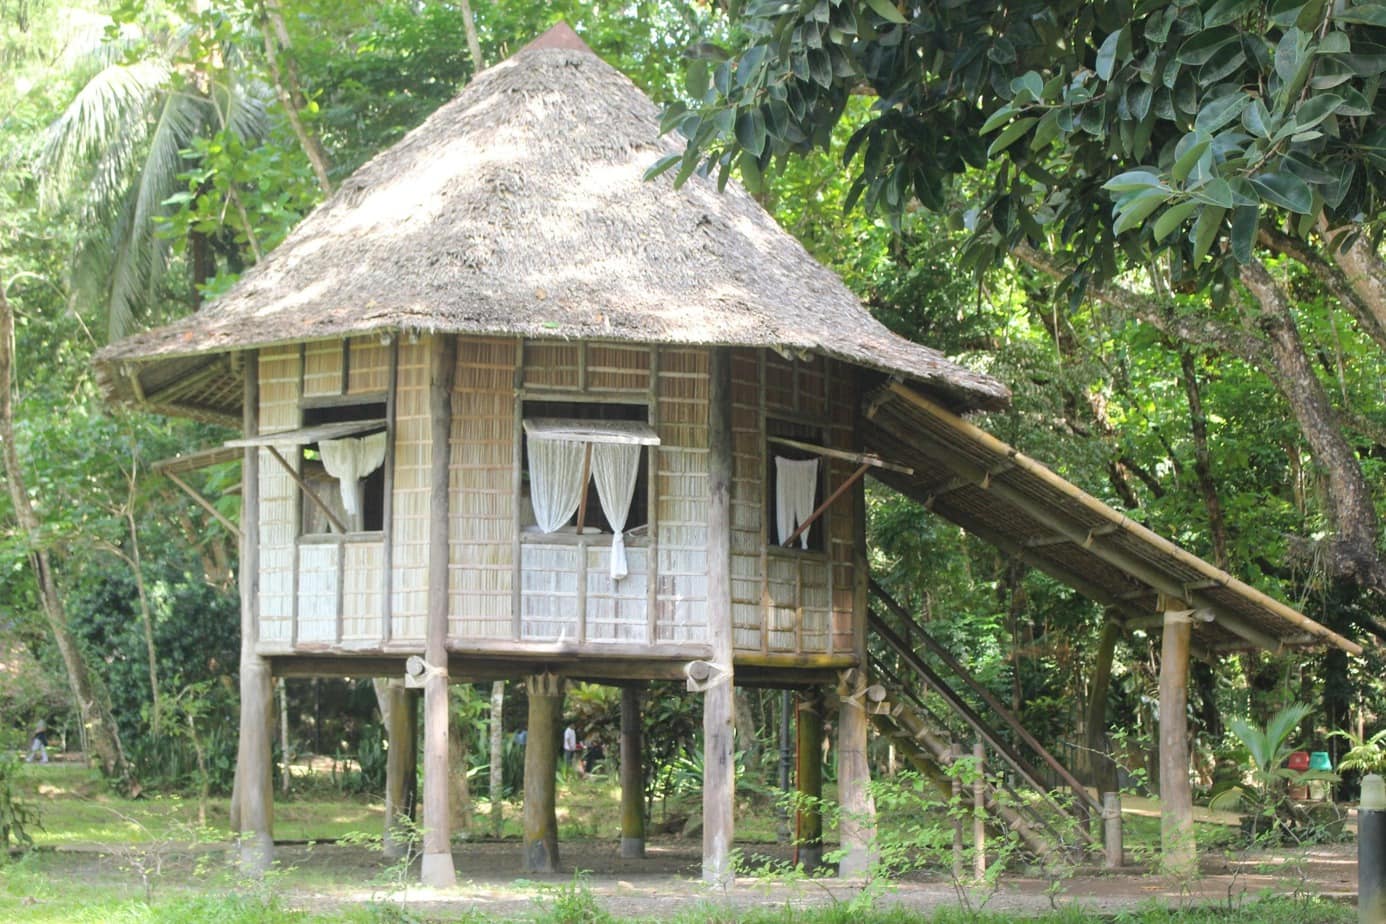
[563,724,583,776]
[27,720,49,764]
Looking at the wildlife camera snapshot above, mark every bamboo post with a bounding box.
[523,672,562,872]
[837,669,876,877]
[1158,602,1195,876]
[702,347,736,886]
[420,334,457,888]
[384,679,412,860]
[237,350,275,875]
[951,743,964,882]
[1103,791,1123,869]
[972,740,986,881]
[619,685,645,858]
[796,689,824,873]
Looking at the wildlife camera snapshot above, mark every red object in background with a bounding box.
[1287,750,1310,771]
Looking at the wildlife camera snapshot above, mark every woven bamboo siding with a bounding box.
[587,546,649,642]
[522,342,580,390]
[257,346,300,649]
[348,336,390,395]
[729,349,764,651]
[302,341,343,398]
[655,348,708,643]
[520,543,580,639]
[343,539,384,642]
[450,338,516,641]
[586,343,651,393]
[297,543,339,642]
[829,360,858,653]
[390,339,431,642]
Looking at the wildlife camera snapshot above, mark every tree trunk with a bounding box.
[258,0,333,196]
[489,680,504,838]
[1085,619,1120,798]
[0,287,125,777]
[458,0,483,76]
[449,693,472,834]
[1178,351,1229,569]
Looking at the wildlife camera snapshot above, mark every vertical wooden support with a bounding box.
[619,685,646,858]
[951,743,964,882]
[776,689,791,845]
[1103,791,1123,869]
[383,679,412,860]
[972,741,986,881]
[1158,602,1195,875]
[420,335,457,888]
[523,672,562,872]
[796,689,824,873]
[702,346,736,886]
[237,350,275,874]
[837,669,876,877]
[490,681,505,838]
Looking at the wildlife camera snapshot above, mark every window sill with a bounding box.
[520,528,650,548]
[299,531,385,544]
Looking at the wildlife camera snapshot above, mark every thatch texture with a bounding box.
[94,25,1007,415]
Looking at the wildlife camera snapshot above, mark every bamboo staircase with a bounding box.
[864,580,1104,859]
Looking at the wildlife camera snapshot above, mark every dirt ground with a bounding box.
[43,835,1359,919]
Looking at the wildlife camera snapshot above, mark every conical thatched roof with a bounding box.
[95,24,1008,417]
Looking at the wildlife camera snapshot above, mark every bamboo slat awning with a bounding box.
[224,419,387,448]
[523,418,661,445]
[863,382,1360,655]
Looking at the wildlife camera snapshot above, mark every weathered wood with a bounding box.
[951,743,964,882]
[702,347,736,886]
[1103,791,1123,869]
[237,351,274,873]
[973,741,986,881]
[490,681,505,838]
[1158,605,1195,875]
[163,469,242,538]
[380,339,398,645]
[420,334,457,888]
[619,685,645,858]
[766,435,912,474]
[523,672,562,872]
[837,669,876,877]
[383,679,412,860]
[796,689,824,873]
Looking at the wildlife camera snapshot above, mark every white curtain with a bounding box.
[775,456,819,548]
[591,442,641,580]
[529,437,587,533]
[319,431,388,522]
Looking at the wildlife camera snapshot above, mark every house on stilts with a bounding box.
[95,23,1359,886]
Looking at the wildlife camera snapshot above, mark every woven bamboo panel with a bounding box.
[655,348,709,644]
[520,543,580,640]
[297,544,338,643]
[348,336,390,395]
[766,555,798,652]
[258,347,300,646]
[586,343,651,393]
[764,352,794,414]
[797,354,828,420]
[390,340,430,641]
[258,346,300,432]
[450,338,515,639]
[302,341,343,398]
[523,341,580,390]
[343,540,383,642]
[586,546,649,643]
[800,562,831,652]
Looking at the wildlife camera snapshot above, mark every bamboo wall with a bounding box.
[389,340,430,643]
[257,346,301,650]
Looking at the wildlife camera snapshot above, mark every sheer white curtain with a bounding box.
[591,442,641,579]
[319,431,388,525]
[528,437,587,533]
[775,456,819,548]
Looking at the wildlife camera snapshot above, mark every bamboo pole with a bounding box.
[420,335,457,888]
[796,690,824,873]
[972,741,986,881]
[619,685,645,858]
[523,672,562,872]
[702,347,736,886]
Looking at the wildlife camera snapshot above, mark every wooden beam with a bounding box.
[265,445,348,534]
[768,435,913,474]
[782,462,870,548]
[420,334,457,889]
[163,469,241,539]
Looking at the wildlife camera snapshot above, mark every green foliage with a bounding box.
[0,752,38,854]
[1330,726,1386,774]
[534,872,613,924]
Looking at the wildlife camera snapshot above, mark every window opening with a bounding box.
[766,418,826,552]
[301,402,387,533]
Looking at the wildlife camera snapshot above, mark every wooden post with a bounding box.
[620,685,645,858]
[837,669,876,877]
[702,347,735,886]
[951,743,964,882]
[523,672,562,872]
[776,689,791,845]
[420,334,457,888]
[972,740,986,881]
[1158,602,1195,875]
[796,689,824,873]
[383,679,412,860]
[1103,791,1123,869]
[490,681,505,839]
[237,350,275,874]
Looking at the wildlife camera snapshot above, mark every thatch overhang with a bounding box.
[92,24,1008,420]
[863,383,1361,655]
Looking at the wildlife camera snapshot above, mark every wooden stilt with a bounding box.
[1158,602,1195,875]
[523,672,563,872]
[237,351,274,874]
[702,347,736,886]
[973,740,987,881]
[619,685,645,858]
[490,681,505,838]
[796,689,824,873]
[837,669,876,877]
[383,679,411,860]
[420,335,457,888]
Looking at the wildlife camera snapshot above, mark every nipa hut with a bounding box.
[96,23,1358,886]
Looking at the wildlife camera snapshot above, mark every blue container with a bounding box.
[1309,750,1332,772]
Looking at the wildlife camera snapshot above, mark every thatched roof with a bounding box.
[94,23,1008,418]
